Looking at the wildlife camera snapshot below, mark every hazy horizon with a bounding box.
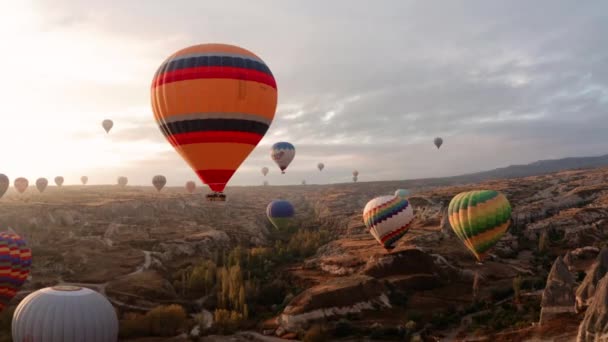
[2,1,606,186]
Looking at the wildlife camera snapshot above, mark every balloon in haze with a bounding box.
[271,142,295,174]
[151,43,278,202]
[353,170,359,177]
[117,177,128,187]
[363,195,414,250]
[448,190,512,262]
[35,178,48,193]
[12,286,118,342]
[317,163,324,171]
[0,232,31,311]
[353,175,358,183]
[434,137,443,149]
[263,181,269,186]
[102,119,113,133]
[81,176,88,185]
[0,174,8,199]
[14,178,28,194]
[185,181,196,193]
[261,167,269,177]
[152,175,166,192]
[302,180,306,185]
[395,189,410,198]
[54,176,64,187]
[266,200,295,230]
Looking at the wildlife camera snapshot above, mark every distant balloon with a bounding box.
[448,190,512,262]
[261,167,269,177]
[395,189,410,198]
[317,163,324,171]
[266,200,295,230]
[54,176,64,187]
[151,43,277,202]
[14,178,28,194]
[102,119,113,133]
[363,195,414,250]
[263,181,269,186]
[12,286,118,342]
[117,177,128,187]
[185,181,196,193]
[35,178,48,193]
[0,232,31,311]
[271,142,295,174]
[353,170,359,177]
[152,175,166,192]
[434,137,443,149]
[80,176,88,185]
[353,175,358,183]
[302,180,306,185]
[0,174,8,199]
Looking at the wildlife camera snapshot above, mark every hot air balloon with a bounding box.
[102,119,113,134]
[0,232,31,311]
[353,176,358,182]
[117,176,128,187]
[261,167,269,177]
[35,178,48,193]
[395,189,410,198]
[185,181,196,193]
[54,176,64,187]
[0,174,8,199]
[14,178,28,194]
[434,137,443,149]
[271,142,295,174]
[151,43,277,202]
[317,163,324,171]
[152,175,166,192]
[363,195,414,250]
[302,180,306,185]
[81,176,88,185]
[266,200,295,230]
[353,170,359,177]
[263,181,269,186]
[12,286,118,342]
[448,190,511,262]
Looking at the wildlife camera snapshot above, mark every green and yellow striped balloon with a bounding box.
[448,190,511,262]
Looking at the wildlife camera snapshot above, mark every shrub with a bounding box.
[146,304,188,336]
[303,324,329,342]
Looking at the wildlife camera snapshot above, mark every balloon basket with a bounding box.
[206,193,226,202]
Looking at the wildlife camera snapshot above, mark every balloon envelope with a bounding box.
[266,200,295,230]
[271,142,295,174]
[12,286,118,342]
[363,195,414,250]
[0,174,8,199]
[117,177,128,187]
[434,137,443,149]
[395,189,410,198]
[261,167,269,177]
[353,176,358,182]
[81,176,88,185]
[151,43,277,194]
[0,232,31,311]
[317,163,324,171]
[448,190,512,262]
[14,178,28,194]
[152,175,166,192]
[185,181,196,193]
[353,170,359,177]
[54,176,64,187]
[35,178,48,193]
[102,119,113,133]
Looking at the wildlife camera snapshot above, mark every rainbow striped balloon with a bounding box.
[363,195,415,250]
[448,190,512,262]
[0,232,31,311]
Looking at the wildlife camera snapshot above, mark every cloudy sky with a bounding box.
[1,1,606,186]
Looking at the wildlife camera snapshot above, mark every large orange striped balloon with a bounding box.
[151,43,278,194]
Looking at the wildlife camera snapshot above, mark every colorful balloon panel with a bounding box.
[151,43,278,193]
[363,195,414,250]
[266,200,295,230]
[448,190,511,262]
[0,232,30,311]
[0,175,9,199]
[271,142,295,174]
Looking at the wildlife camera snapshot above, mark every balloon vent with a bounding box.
[52,285,82,292]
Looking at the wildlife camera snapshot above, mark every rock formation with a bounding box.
[576,248,608,312]
[577,274,608,342]
[540,256,576,324]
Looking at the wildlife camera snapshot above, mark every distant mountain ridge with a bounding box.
[451,153,608,183]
